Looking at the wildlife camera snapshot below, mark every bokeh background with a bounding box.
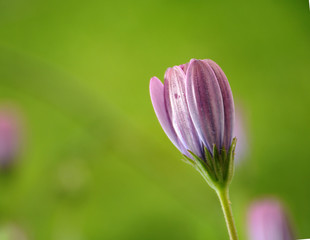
[0,0,309,239]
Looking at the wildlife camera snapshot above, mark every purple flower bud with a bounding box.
[0,108,21,168]
[247,199,295,240]
[150,59,236,186]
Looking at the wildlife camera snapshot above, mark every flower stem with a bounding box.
[215,187,238,240]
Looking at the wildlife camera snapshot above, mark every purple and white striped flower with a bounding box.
[247,199,295,240]
[150,59,236,186]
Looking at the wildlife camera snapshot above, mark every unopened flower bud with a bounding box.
[150,59,236,188]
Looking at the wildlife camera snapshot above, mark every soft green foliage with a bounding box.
[0,0,309,239]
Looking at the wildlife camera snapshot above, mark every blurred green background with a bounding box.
[0,0,309,239]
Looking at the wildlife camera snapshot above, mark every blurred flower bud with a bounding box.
[234,103,249,163]
[0,107,21,168]
[247,199,295,240]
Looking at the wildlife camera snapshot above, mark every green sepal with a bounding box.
[221,147,227,166]
[182,155,196,168]
[180,138,237,191]
[212,144,223,181]
[204,146,216,177]
[224,137,237,184]
[187,151,218,190]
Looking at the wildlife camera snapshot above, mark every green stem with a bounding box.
[216,187,238,240]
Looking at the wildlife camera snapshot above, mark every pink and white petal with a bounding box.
[164,66,203,158]
[179,62,190,74]
[186,59,224,152]
[204,59,234,150]
[149,77,187,155]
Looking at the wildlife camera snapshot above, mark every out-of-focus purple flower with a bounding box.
[0,108,21,168]
[234,104,249,163]
[247,199,295,240]
[150,59,236,186]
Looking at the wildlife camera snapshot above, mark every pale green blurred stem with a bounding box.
[216,187,238,240]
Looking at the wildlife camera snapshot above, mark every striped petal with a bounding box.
[186,59,224,152]
[164,66,203,158]
[204,59,234,150]
[180,62,190,74]
[149,77,187,154]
